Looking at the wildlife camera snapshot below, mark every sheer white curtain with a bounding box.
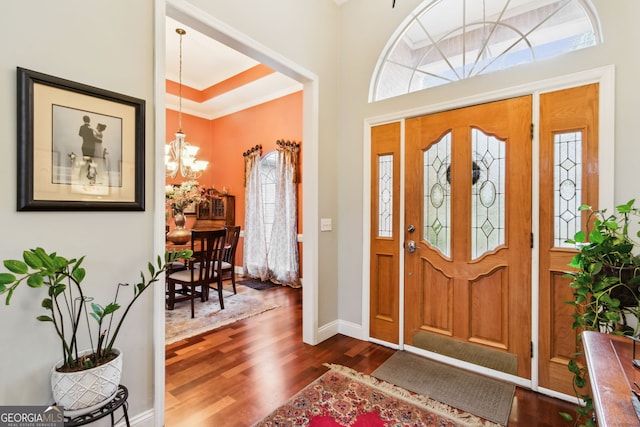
[242,141,301,288]
[243,149,269,280]
[267,141,300,287]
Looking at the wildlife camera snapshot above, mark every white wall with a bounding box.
[337,0,640,325]
[180,0,343,327]
[0,0,157,418]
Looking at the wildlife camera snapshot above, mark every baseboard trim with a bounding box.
[317,319,363,343]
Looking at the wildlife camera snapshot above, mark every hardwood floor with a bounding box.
[165,282,576,426]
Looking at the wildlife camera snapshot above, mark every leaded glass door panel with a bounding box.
[404,96,533,379]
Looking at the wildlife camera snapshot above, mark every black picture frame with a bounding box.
[17,67,145,211]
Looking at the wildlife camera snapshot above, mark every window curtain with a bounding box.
[267,141,300,287]
[243,147,269,280]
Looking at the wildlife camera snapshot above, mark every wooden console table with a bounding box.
[582,330,640,426]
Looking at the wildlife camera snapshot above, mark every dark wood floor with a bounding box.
[165,282,576,426]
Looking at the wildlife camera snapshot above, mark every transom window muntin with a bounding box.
[371,0,600,102]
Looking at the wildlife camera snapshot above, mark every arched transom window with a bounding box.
[370,0,601,102]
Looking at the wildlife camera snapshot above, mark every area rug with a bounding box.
[237,278,279,290]
[165,290,278,344]
[253,364,500,427]
[372,351,515,426]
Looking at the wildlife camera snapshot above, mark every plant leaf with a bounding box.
[0,273,16,285]
[91,303,104,317]
[589,229,605,244]
[103,303,120,315]
[26,274,44,288]
[23,251,43,269]
[617,199,635,213]
[71,267,86,283]
[559,412,573,421]
[34,248,56,270]
[3,260,28,275]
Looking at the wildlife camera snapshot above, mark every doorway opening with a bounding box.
[155,1,320,424]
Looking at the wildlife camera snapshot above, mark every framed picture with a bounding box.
[17,67,145,211]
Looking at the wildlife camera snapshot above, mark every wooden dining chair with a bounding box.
[221,225,241,294]
[166,229,227,318]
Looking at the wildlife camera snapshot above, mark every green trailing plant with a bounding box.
[560,199,640,426]
[0,247,192,372]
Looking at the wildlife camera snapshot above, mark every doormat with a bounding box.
[237,278,279,290]
[412,331,518,375]
[372,351,515,426]
[253,364,500,426]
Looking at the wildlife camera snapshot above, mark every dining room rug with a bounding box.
[165,290,278,344]
[237,277,279,290]
[371,351,515,426]
[253,364,500,427]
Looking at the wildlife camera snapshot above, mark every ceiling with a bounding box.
[165,16,302,120]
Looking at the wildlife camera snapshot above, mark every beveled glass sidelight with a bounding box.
[471,129,505,259]
[378,154,394,238]
[554,131,582,248]
[423,132,452,257]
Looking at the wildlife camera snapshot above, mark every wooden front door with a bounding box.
[404,96,533,379]
[538,83,599,394]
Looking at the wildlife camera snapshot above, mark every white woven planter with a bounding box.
[51,348,123,415]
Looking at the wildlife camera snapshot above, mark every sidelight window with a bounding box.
[378,154,394,237]
[554,131,583,248]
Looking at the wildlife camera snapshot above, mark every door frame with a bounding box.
[362,65,615,397]
[155,1,321,425]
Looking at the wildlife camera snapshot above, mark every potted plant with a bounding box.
[0,247,192,415]
[165,180,204,244]
[566,199,640,332]
[561,199,640,426]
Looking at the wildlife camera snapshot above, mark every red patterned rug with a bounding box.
[253,364,500,427]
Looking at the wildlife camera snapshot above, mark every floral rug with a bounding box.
[253,364,500,427]
[165,290,278,344]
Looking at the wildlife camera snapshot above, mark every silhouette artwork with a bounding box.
[79,115,98,158]
[94,123,106,157]
[77,116,108,187]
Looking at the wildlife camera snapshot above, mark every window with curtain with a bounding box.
[243,141,301,287]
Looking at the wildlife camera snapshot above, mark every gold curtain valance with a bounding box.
[243,145,262,187]
[276,140,300,183]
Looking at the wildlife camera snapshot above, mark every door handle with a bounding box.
[406,240,417,253]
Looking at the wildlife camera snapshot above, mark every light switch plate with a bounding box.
[320,218,332,231]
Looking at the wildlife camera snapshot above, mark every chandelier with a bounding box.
[165,28,208,179]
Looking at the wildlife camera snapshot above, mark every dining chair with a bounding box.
[221,225,241,294]
[166,228,227,318]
